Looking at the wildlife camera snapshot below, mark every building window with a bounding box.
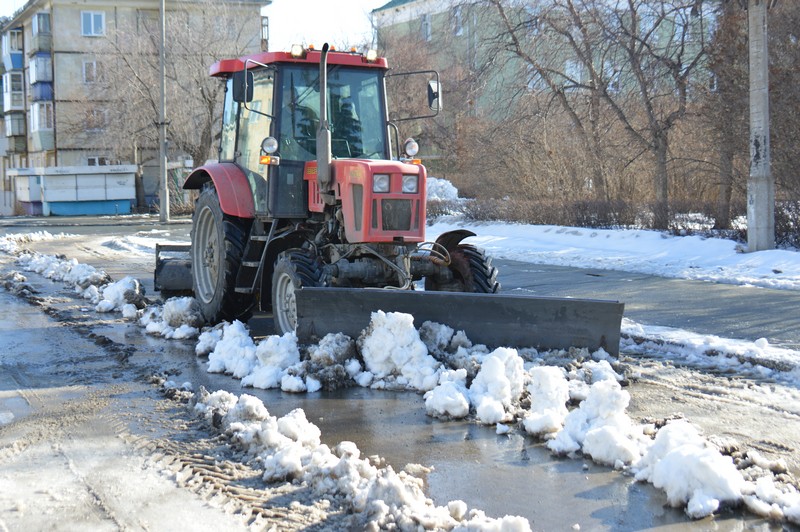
[33,12,51,35]
[81,11,105,36]
[1,29,23,55]
[30,54,53,83]
[453,6,463,36]
[420,14,431,42]
[87,156,109,166]
[85,109,108,131]
[83,60,99,83]
[2,71,24,109]
[31,101,54,131]
[4,114,25,136]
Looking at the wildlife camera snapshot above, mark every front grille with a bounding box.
[381,199,412,231]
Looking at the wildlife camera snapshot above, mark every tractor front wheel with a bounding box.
[191,186,255,324]
[271,250,324,335]
[425,244,500,294]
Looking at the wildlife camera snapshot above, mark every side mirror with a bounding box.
[427,80,442,112]
[232,70,254,103]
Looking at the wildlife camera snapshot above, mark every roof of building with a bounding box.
[372,0,416,13]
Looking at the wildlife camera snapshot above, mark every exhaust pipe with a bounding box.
[316,43,332,193]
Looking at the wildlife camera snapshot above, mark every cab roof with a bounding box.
[210,49,388,77]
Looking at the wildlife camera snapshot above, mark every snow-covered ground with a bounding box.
[2,187,800,527]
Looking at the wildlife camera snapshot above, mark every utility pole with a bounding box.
[158,0,170,223]
[746,0,777,251]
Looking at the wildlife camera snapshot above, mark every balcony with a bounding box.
[32,82,53,101]
[31,130,54,152]
[5,135,27,153]
[29,33,52,55]
[2,50,22,72]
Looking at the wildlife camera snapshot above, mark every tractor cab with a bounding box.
[211,47,396,220]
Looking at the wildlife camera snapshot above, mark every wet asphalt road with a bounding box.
[1,215,796,530]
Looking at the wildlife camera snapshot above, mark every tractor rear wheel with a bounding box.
[271,249,324,335]
[191,186,255,324]
[425,244,500,293]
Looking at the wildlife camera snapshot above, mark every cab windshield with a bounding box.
[278,64,387,161]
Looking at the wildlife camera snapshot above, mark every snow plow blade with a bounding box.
[295,288,624,356]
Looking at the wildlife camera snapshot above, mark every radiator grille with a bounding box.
[380,199,412,231]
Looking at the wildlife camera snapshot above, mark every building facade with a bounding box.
[0,0,268,215]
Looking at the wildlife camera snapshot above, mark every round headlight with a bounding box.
[373,174,390,193]
[403,138,419,157]
[261,136,279,154]
[402,174,418,194]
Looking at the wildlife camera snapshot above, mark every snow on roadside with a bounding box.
[191,387,532,531]
[0,231,76,254]
[428,220,800,291]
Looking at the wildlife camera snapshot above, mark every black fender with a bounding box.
[434,229,476,252]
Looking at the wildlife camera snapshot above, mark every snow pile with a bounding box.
[193,388,531,531]
[633,420,745,518]
[424,368,470,419]
[547,380,644,469]
[204,321,323,392]
[138,297,203,339]
[522,366,569,436]
[467,347,525,425]
[16,251,110,300]
[427,177,460,202]
[357,311,441,391]
[95,276,146,313]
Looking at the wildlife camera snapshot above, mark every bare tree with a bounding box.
[484,0,712,228]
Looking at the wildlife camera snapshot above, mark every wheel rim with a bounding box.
[193,205,219,304]
[274,271,298,334]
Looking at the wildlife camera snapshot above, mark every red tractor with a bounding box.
[156,44,623,354]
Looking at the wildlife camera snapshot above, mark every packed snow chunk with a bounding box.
[0,412,14,425]
[256,332,300,369]
[547,380,641,466]
[206,320,258,378]
[308,333,355,366]
[424,368,470,419]
[162,296,204,328]
[453,510,533,532]
[634,420,744,518]
[121,303,138,319]
[224,393,270,424]
[281,374,307,393]
[195,324,224,356]
[523,366,570,436]
[468,347,525,425]
[358,311,441,391]
[578,359,623,383]
[240,332,301,389]
[95,276,145,313]
[306,376,322,393]
[193,388,239,421]
[419,320,455,355]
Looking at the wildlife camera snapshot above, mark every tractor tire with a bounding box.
[191,186,255,324]
[271,249,324,335]
[425,244,500,294]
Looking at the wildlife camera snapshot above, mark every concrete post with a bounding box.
[746,0,774,251]
[158,0,170,223]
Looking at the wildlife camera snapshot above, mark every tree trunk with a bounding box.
[715,141,734,229]
[653,133,669,229]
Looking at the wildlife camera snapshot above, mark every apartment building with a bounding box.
[0,0,268,215]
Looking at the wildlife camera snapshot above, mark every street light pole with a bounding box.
[746,0,775,251]
[158,0,170,223]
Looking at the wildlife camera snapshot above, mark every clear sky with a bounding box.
[1,0,386,50]
[262,0,386,51]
